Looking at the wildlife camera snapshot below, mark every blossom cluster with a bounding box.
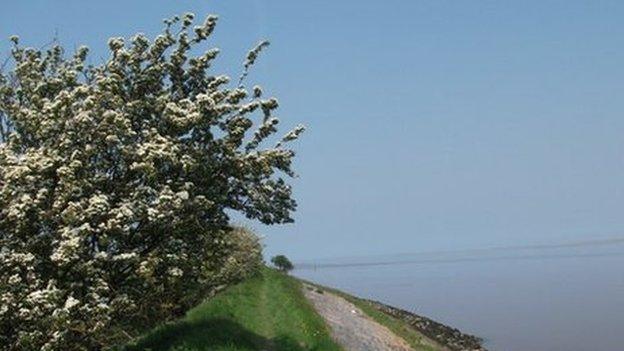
[0,13,299,350]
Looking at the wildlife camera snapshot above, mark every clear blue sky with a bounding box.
[2,1,623,261]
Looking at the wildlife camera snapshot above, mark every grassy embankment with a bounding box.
[125,267,342,351]
[126,267,444,351]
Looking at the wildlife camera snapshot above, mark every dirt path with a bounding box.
[303,285,413,351]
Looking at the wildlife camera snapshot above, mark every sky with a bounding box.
[1,1,623,261]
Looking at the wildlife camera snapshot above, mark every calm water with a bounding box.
[294,245,624,351]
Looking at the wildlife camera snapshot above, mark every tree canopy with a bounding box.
[271,255,294,273]
[0,12,303,350]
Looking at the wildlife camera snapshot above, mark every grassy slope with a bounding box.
[127,268,446,351]
[125,268,342,351]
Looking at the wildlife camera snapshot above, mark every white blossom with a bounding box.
[64,296,80,310]
[168,267,183,277]
[0,11,299,350]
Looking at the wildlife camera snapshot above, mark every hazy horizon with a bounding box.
[2,1,623,261]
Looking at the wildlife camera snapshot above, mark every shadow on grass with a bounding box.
[124,317,312,351]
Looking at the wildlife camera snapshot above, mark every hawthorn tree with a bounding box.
[0,12,303,350]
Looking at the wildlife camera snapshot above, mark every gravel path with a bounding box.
[303,285,413,351]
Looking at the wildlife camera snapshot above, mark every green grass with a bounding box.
[125,268,342,351]
[301,283,444,351]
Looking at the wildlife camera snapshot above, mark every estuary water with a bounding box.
[294,242,624,351]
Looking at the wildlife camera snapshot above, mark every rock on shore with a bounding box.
[365,300,487,351]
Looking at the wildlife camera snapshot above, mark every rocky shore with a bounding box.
[365,299,487,351]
